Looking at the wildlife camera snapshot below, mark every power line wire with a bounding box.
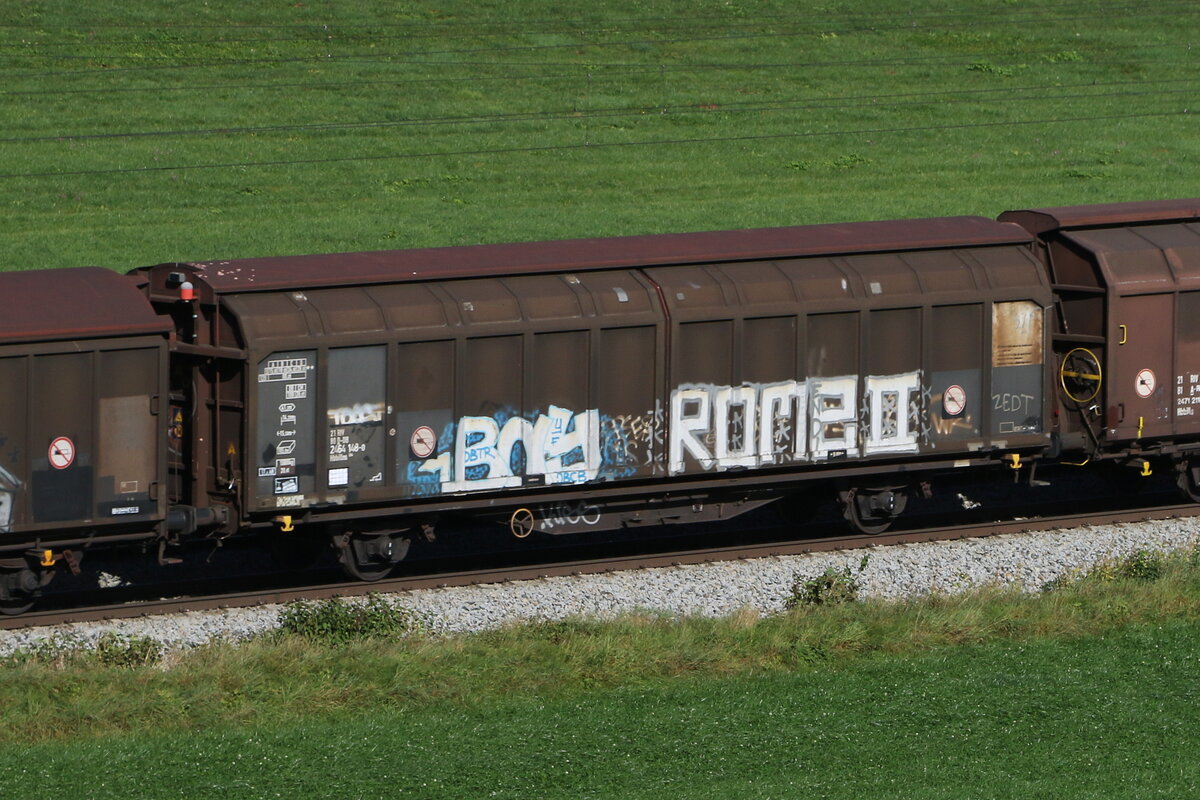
[0,109,1185,180]
[1,10,1195,77]
[2,81,1192,145]
[0,3,1185,47]
[0,1,1187,32]
[2,43,1191,82]
[1,41,1192,98]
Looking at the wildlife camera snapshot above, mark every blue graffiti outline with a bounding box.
[401,405,651,494]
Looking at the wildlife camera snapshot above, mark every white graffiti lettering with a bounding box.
[810,377,860,461]
[532,405,601,485]
[414,374,927,492]
[538,501,602,530]
[668,372,922,474]
[993,393,1037,415]
[327,402,385,426]
[418,405,601,493]
[0,463,20,533]
[604,404,665,473]
[670,389,714,471]
[758,380,807,464]
[713,385,758,468]
[861,373,921,454]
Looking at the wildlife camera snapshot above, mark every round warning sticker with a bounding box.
[410,426,437,458]
[942,385,967,417]
[1135,368,1156,398]
[48,436,75,470]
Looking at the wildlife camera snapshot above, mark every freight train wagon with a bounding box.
[2,197,1199,611]
[131,214,1052,579]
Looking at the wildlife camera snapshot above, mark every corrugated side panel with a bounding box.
[29,352,95,524]
[248,270,668,512]
[0,355,27,535]
[0,344,163,535]
[991,301,1045,439]
[394,272,664,501]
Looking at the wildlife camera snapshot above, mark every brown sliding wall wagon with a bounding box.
[132,214,1052,576]
[0,268,170,607]
[1,197,1199,612]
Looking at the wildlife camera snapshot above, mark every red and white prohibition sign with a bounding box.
[48,436,75,469]
[1135,368,1156,399]
[942,385,967,417]
[410,426,437,458]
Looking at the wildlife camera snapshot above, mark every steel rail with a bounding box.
[3,502,1197,632]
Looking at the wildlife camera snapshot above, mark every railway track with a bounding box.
[4,500,1197,632]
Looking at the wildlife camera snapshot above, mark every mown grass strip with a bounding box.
[3,582,1200,796]
[2,547,1199,748]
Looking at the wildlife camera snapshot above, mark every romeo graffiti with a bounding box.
[669,372,924,473]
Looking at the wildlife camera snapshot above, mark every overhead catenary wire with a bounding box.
[3,8,1193,50]
[6,9,1200,64]
[0,42,1192,83]
[1,81,1193,145]
[0,0,1190,38]
[0,109,1186,181]
[1,5,1197,78]
[2,43,1196,96]
[0,4,1190,189]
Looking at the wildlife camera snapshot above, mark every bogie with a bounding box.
[841,487,908,535]
[334,532,412,582]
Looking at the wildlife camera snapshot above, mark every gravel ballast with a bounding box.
[2,518,1198,656]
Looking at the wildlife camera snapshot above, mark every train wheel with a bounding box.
[0,597,35,616]
[0,564,41,616]
[334,532,411,582]
[840,487,907,535]
[1177,458,1200,504]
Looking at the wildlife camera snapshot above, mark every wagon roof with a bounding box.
[158,215,1032,294]
[999,198,1200,234]
[0,267,170,343]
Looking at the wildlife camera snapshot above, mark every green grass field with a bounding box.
[6,623,1200,799]
[3,552,1200,798]
[1,0,1196,270]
